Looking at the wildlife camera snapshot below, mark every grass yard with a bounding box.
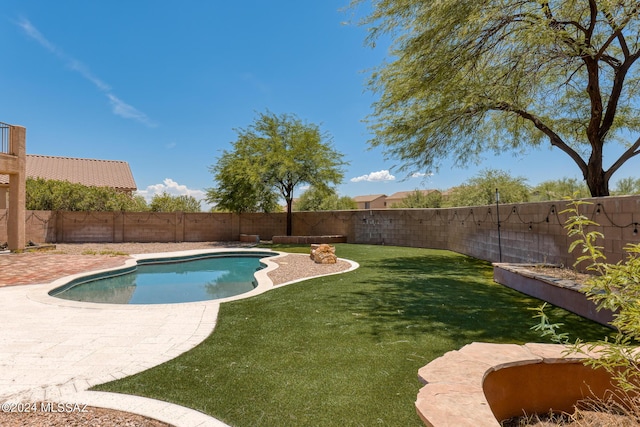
[94,244,612,426]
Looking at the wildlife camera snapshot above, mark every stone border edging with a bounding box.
[415,342,598,427]
[56,391,230,427]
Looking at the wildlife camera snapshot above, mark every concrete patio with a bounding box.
[0,250,244,427]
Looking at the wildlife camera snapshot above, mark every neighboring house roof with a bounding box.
[0,154,137,191]
[353,194,387,203]
[386,189,440,204]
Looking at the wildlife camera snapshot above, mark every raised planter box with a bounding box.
[493,263,614,327]
[272,235,347,244]
[415,265,620,426]
[239,234,260,243]
[415,342,612,426]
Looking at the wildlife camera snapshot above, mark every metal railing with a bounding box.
[0,122,10,154]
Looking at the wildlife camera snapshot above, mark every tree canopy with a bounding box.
[354,0,640,196]
[445,169,530,207]
[531,178,591,201]
[207,111,347,234]
[149,192,202,212]
[26,178,147,211]
[294,186,357,211]
[25,178,204,212]
[389,190,442,208]
[612,176,640,195]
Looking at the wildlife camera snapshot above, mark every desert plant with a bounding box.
[533,198,640,392]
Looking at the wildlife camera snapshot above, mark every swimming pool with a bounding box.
[50,251,276,304]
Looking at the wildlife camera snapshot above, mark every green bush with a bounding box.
[26,178,147,211]
[149,192,201,212]
[533,198,640,391]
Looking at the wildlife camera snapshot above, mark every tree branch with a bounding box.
[599,59,634,140]
[605,136,640,181]
[586,0,598,43]
[493,101,588,174]
[598,1,640,59]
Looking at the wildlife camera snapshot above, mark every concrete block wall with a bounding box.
[350,196,640,267]
[292,211,355,241]
[182,213,235,241]
[54,211,118,243]
[0,195,638,266]
[238,212,286,240]
[121,212,180,243]
[25,211,56,243]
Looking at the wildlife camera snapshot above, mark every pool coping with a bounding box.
[17,248,359,427]
[29,248,359,308]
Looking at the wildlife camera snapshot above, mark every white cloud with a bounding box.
[107,94,156,127]
[411,172,433,179]
[350,170,396,183]
[17,17,155,127]
[17,18,58,55]
[136,178,207,204]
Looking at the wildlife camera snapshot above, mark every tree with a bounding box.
[531,178,591,201]
[354,0,640,197]
[206,147,281,213]
[208,111,347,235]
[294,186,357,211]
[613,176,640,195]
[444,169,529,207]
[389,190,442,208]
[149,192,201,212]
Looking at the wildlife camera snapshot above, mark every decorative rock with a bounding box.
[310,244,337,264]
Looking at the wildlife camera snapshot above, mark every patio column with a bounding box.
[7,125,26,251]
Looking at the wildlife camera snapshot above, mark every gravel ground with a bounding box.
[3,242,354,426]
[528,265,594,283]
[52,241,256,255]
[0,404,172,427]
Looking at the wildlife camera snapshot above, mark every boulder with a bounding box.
[310,244,337,264]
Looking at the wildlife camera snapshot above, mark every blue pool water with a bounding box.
[50,252,274,304]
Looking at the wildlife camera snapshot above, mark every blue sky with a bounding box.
[1,1,638,209]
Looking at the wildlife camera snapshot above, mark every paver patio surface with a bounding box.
[0,253,130,287]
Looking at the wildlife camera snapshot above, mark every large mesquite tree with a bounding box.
[207,111,347,235]
[353,0,640,196]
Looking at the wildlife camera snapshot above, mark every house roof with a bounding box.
[353,194,387,203]
[0,154,137,191]
[386,189,440,201]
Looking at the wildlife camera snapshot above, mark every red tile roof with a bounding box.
[0,154,137,191]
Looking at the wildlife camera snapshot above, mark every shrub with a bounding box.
[533,198,640,392]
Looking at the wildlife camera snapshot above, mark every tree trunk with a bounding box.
[286,197,293,236]
[585,147,610,197]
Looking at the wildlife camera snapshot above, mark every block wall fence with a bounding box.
[1,195,639,267]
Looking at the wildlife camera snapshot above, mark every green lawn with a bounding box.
[94,244,611,426]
